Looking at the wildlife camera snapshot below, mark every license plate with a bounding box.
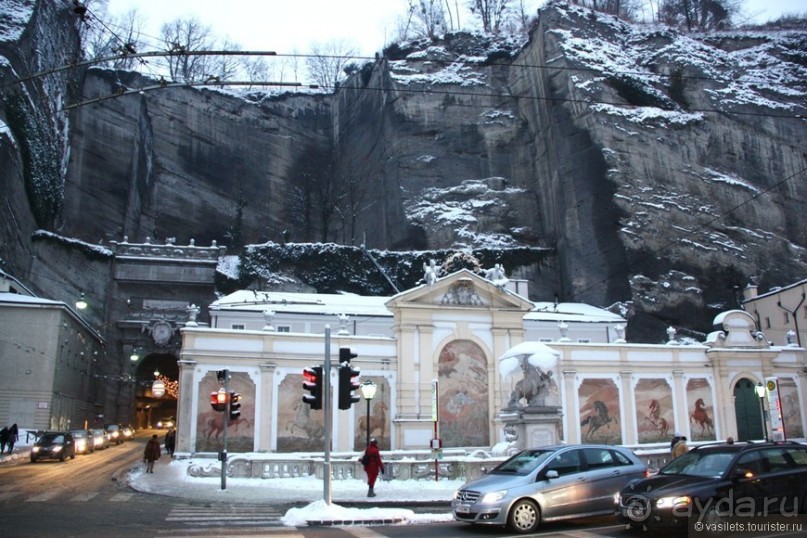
[456,505,470,514]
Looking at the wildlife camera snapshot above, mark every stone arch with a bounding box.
[437,340,490,447]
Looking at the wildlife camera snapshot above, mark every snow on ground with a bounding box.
[128,454,460,526]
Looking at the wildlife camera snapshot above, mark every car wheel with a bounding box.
[507,499,540,534]
[30,456,37,463]
[70,452,75,459]
[60,452,65,462]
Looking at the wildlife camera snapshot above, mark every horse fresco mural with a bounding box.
[277,373,325,452]
[634,378,674,444]
[196,371,255,453]
[686,378,716,441]
[578,378,621,444]
[353,376,391,450]
[438,340,489,447]
[778,377,804,438]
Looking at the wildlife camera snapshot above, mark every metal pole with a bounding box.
[323,327,332,505]
[366,397,371,448]
[221,369,229,490]
[758,394,768,442]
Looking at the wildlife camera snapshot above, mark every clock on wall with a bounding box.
[151,321,173,345]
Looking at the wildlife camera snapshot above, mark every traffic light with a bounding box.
[339,346,357,364]
[302,366,323,410]
[338,363,361,410]
[210,388,227,412]
[229,392,241,420]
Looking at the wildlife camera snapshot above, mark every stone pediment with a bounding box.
[385,269,533,312]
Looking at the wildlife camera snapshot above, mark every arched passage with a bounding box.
[734,378,763,441]
[133,352,179,429]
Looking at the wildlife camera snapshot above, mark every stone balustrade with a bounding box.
[184,447,672,482]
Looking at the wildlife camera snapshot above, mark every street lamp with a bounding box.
[75,292,87,310]
[755,382,768,442]
[360,380,377,448]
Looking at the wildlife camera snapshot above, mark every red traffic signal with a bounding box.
[209,388,227,412]
[302,366,323,410]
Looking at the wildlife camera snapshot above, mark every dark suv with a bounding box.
[30,432,76,462]
[618,441,807,529]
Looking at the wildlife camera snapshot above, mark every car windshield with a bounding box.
[660,450,735,478]
[70,430,87,437]
[492,449,554,475]
[40,434,64,444]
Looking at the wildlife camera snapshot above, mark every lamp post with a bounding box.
[75,292,87,310]
[360,380,377,448]
[755,382,768,442]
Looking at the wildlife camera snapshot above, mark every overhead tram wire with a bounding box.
[63,78,317,110]
[61,70,805,121]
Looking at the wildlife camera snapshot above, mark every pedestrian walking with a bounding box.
[164,428,176,457]
[360,437,385,497]
[0,426,8,454]
[6,424,18,453]
[143,434,161,473]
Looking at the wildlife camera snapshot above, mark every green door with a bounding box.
[734,378,763,441]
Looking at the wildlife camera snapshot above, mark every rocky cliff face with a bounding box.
[1,2,805,342]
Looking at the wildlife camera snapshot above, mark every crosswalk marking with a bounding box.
[0,491,23,501]
[71,492,99,502]
[164,504,284,526]
[25,490,61,502]
[109,492,134,502]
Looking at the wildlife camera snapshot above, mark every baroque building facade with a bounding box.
[175,270,807,457]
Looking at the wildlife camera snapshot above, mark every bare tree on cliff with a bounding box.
[657,0,737,30]
[160,17,216,83]
[469,0,511,33]
[405,0,449,39]
[286,146,337,242]
[79,4,148,71]
[306,40,356,90]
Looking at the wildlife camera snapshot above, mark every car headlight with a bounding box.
[32,447,40,453]
[656,496,691,508]
[480,490,508,504]
[52,445,62,453]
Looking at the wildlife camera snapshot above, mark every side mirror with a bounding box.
[545,469,559,479]
[480,466,488,474]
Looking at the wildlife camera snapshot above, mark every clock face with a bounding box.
[152,323,172,344]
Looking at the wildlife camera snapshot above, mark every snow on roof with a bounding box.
[0,292,62,306]
[213,290,623,324]
[526,302,625,323]
[211,290,394,317]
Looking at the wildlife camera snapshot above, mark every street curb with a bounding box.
[306,517,406,526]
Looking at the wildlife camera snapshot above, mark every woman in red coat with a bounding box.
[361,438,384,497]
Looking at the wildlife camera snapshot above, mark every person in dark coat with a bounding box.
[361,438,385,497]
[670,432,682,456]
[6,424,18,453]
[0,426,8,454]
[164,428,176,457]
[143,434,161,473]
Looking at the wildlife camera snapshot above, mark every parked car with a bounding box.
[69,429,94,454]
[121,426,135,440]
[89,428,110,450]
[452,444,648,533]
[106,424,123,445]
[618,441,807,530]
[30,432,76,463]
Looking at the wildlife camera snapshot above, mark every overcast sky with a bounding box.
[103,0,805,58]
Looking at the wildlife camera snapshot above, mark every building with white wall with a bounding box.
[175,270,806,457]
